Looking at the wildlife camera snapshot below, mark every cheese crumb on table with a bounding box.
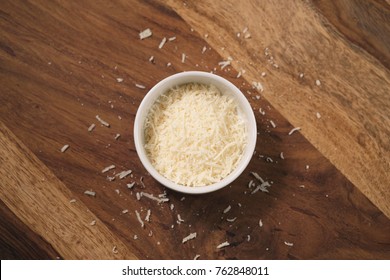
[88,123,96,132]
[216,241,230,249]
[182,232,197,243]
[96,115,110,127]
[139,28,152,40]
[60,144,70,153]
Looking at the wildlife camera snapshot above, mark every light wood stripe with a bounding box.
[0,121,137,259]
[166,0,390,218]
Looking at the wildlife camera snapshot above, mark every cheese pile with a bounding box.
[144,83,246,187]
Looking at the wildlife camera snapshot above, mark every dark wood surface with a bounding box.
[0,0,389,259]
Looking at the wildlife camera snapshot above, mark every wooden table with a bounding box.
[1,0,389,259]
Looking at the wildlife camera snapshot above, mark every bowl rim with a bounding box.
[134,71,257,194]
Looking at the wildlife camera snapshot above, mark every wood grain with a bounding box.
[0,121,137,259]
[0,0,389,259]
[165,0,390,218]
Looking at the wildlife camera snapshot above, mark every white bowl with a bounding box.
[134,71,257,194]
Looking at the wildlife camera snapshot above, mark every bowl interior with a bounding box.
[134,71,257,194]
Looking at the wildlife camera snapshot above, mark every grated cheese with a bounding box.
[227,217,237,222]
[115,133,120,140]
[316,79,321,86]
[259,219,263,227]
[116,78,124,83]
[251,172,264,183]
[140,192,169,204]
[88,123,96,132]
[288,127,301,135]
[251,181,271,194]
[96,115,110,127]
[60,144,70,153]
[149,56,154,63]
[177,214,185,224]
[135,83,146,89]
[284,241,294,247]
[116,170,132,179]
[127,182,135,189]
[252,81,264,92]
[158,37,167,49]
[181,53,186,63]
[182,232,197,243]
[144,83,246,187]
[139,28,152,40]
[270,120,276,128]
[168,36,176,41]
[201,46,207,54]
[135,210,144,228]
[216,241,230,249]
[223,205,232,214]
[145,209,151,222]
[84,190,96,197]
[90,220,96,226]
[194,254,200,260]
[102,165,115,173]
[316,112,321,119]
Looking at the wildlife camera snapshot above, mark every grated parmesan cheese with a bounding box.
[116,170,132,179]
[84,190,96,197]
[135,210,144,228]
[177,214,185,224]
[139,28,152,40]
[284,241,294,247]
[251,181,271,194]
[315,79,321,86]
[288,127,301,135]
[135,83,146,89]
[182,232,197,243]
[217,241,230,249]
[60,144,70,153]
[96,115,110,127]
[181,53,186,63]
[88,123,96,132]
[102,165,115,173]
[158,37,167,49]
[140,192,169,204]
[223,205,232,214]
[145,209,151,222]
[316,112,321,119]
[252,82,264,92]
[144,83,246,187]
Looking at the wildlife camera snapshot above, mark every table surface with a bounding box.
[0,0,389,259]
